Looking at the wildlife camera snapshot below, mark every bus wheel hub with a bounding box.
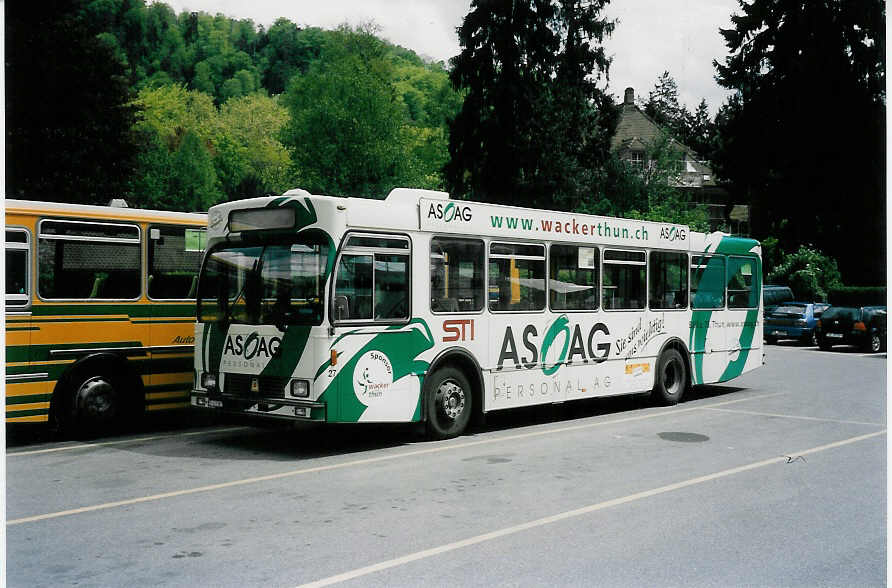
[437,381,465,420]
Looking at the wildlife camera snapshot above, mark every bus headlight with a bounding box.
[290,379,310,398]
[201,372,218,391]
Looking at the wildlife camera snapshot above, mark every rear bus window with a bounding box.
[728,257,759,309]
[38,219,141,300]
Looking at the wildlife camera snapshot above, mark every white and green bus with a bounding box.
[192,188,763,439]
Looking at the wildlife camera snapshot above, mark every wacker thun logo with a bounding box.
[427,201,473,223]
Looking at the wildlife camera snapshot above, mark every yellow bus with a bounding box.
[5,199,206,435]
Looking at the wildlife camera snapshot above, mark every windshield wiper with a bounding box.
[223,249,265,325]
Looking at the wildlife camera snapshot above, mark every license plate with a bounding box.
[827,333,843,339]
[208,399,223,408]
[294,406,310,418]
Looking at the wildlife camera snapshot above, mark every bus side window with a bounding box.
[649,251,688,310]
[691,255,726,309]
[489,242,546,312]
[334,234,410,323]
[38,219,141,300]
[148,225,206,300]
[602,249,646,310]
[6,228,31,308]
[549,244,598,311]
[430,237,484,313]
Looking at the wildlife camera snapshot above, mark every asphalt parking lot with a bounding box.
[5,344,886,587]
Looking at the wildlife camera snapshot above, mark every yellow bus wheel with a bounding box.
[71,373,123,436]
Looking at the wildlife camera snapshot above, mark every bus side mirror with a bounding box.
[334,295,349,321]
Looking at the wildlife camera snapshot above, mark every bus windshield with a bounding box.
[198,237,329,326]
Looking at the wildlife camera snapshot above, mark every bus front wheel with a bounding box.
[425,367,472,440]
[652,349,687,405]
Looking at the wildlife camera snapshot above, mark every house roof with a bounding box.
[611,89,698,160]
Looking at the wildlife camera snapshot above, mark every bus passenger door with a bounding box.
[327,234,422,423]
[6,227,36,421]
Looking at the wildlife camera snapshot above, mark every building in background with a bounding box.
[611,87,749,235]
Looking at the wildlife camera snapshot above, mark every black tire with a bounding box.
[66,371,127,437]
[765,335,777,345]
[424,366,472,440]
[800,331,818,347]
[866,332,883,353]
[652,349,687,405]
[818,337,833,351]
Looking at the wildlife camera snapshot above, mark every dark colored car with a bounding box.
[763,285,794,313]
[764,302,830,345]
[816,306,887,352]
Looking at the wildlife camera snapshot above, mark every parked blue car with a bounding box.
[764,302,830,345]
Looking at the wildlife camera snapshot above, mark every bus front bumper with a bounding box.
[191,391,326,421]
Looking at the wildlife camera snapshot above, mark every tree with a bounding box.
[768,246,843,302]
[218,94,293,197]
[6,0,141,203]
[713,0,885,284]
[445,0,616,209]
[279,26,408,197]
[170,131,219,211]
[643,71,715,158]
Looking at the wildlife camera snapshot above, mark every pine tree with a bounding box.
[712,0,885,283]
[444,0,616,210]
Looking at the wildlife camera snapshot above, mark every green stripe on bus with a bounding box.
[30,304,196,318]
[6,394,53,405]
[6,408,50,418]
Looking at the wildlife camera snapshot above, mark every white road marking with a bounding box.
[6,426,251,457]
[296,430,886,588]
[701,407,885,427]
[6,392,783,525]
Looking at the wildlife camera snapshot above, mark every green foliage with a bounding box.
[713,0,885,283]
[170,131,219,211]
[445,0,616,210]
[278,25,453,197]
[643,71,715,159]
[6,0,141,204]
[767,246,844,302]
[280,27,407,197]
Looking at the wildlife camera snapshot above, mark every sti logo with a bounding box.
[427,202,473,223]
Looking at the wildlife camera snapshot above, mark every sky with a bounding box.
[159,0,740,114]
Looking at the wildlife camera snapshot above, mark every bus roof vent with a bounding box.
[386,188,449,205]
[108,198,129,207]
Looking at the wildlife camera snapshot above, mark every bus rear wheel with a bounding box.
[652,349,687,405]
[425,367,472,440]
[64,371,130,437]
